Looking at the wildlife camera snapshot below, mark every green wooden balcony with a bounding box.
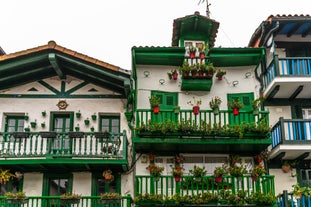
[0,195,132,207]
[134,109,271,154]
[135,175,275,206]
[0,131,128,172]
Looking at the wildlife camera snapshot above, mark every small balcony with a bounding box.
[262,55,311,100]
[0,195,132,207]
[0,131,128,172]
[270,117,311,160]
[135,175,275,207]
[134,109,271,154]
[278,191,311,207]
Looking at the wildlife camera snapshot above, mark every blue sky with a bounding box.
[1,0,310,69]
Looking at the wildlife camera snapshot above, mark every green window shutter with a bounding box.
[151,91,178,111]
[228,93,254,112]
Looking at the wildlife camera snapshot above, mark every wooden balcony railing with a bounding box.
[271,117,311,148]
[0,131,127,159]
[278,191,311,207]
[0,195,132,207]
[263,55,311,91]
[135,175,275,198]
[135,109,269,138]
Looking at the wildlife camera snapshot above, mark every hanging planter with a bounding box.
[42,111,46,117]
[30,121,37,128]
[41,122,46,128]
[76,110,81,119]
[192,106,200,115]
[168,69,178,80]
[173,106,180,114]
[209,96,222,115]
[84,118,90,125]
[199,52,205,59]
[215,69,226,81]
[153,106,160,114]
[75,125,80,132]
[233,108,240,116]
[215,176,223,183]
[24,115,29,121]
[91,113,97,121]
[189,46,196,59]
[102,170,114,182]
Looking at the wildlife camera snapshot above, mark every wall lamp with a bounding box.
[232,80,239,87]
[159,79,165,85]
[144,71,150,77]
[245,72,251,78]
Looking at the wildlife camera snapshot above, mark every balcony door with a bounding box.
[151,91,178,122]
[51,113,73,154]
[227,93,254,125]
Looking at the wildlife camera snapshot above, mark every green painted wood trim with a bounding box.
[0,54,48,71]
[66,81,89,94]
[38,80,60,94]
[61,81,66,93]
[48,53,65,79]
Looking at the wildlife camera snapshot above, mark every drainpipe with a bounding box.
[256,21,280,97]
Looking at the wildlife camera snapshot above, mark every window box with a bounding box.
[68,132,85,138]
[39,131,57,138]
[181,78,213,91]
[12,132,30,139]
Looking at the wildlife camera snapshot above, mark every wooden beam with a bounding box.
[48,53,65,79]
[294,152,310,161]
[287,23,303,37]
[266,85,280,101]
[289,85,303,100]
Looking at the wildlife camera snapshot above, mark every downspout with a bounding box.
[255,21,280,96]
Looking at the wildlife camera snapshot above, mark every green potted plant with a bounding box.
[60,192,82,204]
[228,99,244,115]
[76,110,81,119]
[24,126,30,132]
[149,95,161,114]
[30,120,37,128]
[5,191,28,204]
[189,165,206,181]
[147,164,164,181]
[75,124,80,132]
[281,160,292,173]
[0,169,16,184]
[209,96,222,115]
[134,193,163,205]
[252,96,264,116]
[206,63,216,78]
[41,122,46,128]
[229,165,247,178]
[251,164,266,182]
[214,164,228,182]
[99,192,122,204]
[179,61,191,78]
[42,111,46,117]
[198,43,207,59]
[24,114,29,121]
[215,69,226,80]
[84,118,90,125]
[189,45,196,59]
[187,97,202,115]
[168,69,178,80]
[173,105,180,114]
[91,113,97,121]
[252,191,276,206]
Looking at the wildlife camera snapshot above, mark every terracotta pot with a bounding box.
[233,108,239,115]
[172,73,178,80]
[153,106,160,114]
[174,176,181,182]
[199,52,205,59]
[217,76,223,80]
[192,106,200,115]
[189,52,195,59]
[215,176,222,183]
[282,165,291,173]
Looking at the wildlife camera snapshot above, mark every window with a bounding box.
[5,116,25,133]
[227,93,255,124]
[99,115,120,133]
[302,108,311,119]
[151,91,178,111]
[300,169,311,187]
[0,177,23,195]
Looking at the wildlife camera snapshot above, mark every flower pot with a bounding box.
[183,71,189,79]
[91,114,97,121]
[174,106,180,114]
[217,76,223,80]
[84,119,90,125]
[213,107,219,115]
[199,52,205,59]
[30,122,37,128]
[233,108,239,115]
[189,52,195,59]
[253,108,259,116]
[174,176,181,182]
[215,176,222,183]
[153,105,160,114]
[172,73,178,80]
[76,112,81,119]
[251,176,258,182]
[282,165,291,173]
[192,106,200,115]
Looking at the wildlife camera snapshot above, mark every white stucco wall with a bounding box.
[269,168,297,194]
[136,64,261,110]
[266,106,292,126]
[73,172,91,196]
[23,173,43,196]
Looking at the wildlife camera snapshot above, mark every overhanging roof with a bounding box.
[249,14,311,47]
[209,47,265,67]
[0,41,131,96]
[132,46,185,66]
[171,11,219,47]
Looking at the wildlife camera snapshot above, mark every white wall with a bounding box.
[73,172,91,196]
[23,173,43,196]
[270,168,297,194]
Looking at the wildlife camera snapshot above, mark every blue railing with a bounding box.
[263,56,311,90]
[278,191,311,207]
[271,118,311,148]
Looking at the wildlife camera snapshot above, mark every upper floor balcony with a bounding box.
[134,109,271,154]
[0,131,128,172]
[270,117,311,160]
[262,55,311,100]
